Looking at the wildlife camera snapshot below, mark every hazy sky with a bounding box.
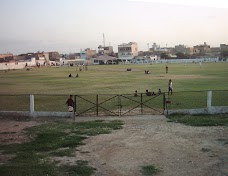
[1,0,228,54]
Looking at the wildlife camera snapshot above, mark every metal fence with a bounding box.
[0,90,227,117]
[0,93,164,117]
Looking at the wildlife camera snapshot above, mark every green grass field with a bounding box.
[0,62,228,112]
[1,62,227,95]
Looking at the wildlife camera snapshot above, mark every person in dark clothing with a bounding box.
[158,88,162,95]
[146,90,151,96]
[151,91,156,96]
[66,95,74,112]
[168,79,173,95]
[134,90,138,97]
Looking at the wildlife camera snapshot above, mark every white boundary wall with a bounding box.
[0,58,37,70]
[165,91,228,115]
[0,62,25,70]
[156,58,219,64]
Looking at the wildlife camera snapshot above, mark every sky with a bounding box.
[1,0,228,54]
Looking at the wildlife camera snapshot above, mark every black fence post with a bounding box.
[118,94,121,116]
[74,95,76,120]
[163,93,166,110]
[141,93,143,115]
[96,94,99,116]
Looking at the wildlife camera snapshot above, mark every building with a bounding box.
[220,44,228,51]
[149,43,176,57]
[133,55,159,64]
[150,43,159,51]
[118,42,138,62]
[43,52,50,63]
[13,53,34,62]
[150,43,172,52]
[0,53,13,59]
[175,45,193,55]
[49,52,60,61]
[0,53,13,63]
[193,42,210,54]
[92,54,117,65]
[85,48,96,58]
[207,47,220,57]
[98,45,114,56]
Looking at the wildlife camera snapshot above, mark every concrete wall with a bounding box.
[0,62,25,70]
[0,111,74,118]
[159,58,219,64]
[0,58,37,70]
[165,106,228,116]
[164,90,228,115]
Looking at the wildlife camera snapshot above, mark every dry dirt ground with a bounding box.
[0,116,227,176]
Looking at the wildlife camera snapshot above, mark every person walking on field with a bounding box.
[66,95,74,112]
[168,79,173,95]
[166,65,168,73]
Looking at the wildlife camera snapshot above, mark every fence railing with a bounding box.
[165,90,228,115]
[0,90,227,118]
[0,93,164,118]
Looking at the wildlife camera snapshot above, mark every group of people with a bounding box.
[146,89,159,96]
[134,88,162,97]
[145,70,150,74]
[66,80,173,112]
[76,64,88,71]
[144,65,168,75]
[69,73,79,78]
[134,79,173,97]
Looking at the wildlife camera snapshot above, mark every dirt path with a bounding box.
[0,116,227,176]
[75,116,228,176]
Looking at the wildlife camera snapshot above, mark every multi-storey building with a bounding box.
[85,48,96,58]
[0,53,13,59]
[118,42,138,61]
[98,45,114,56]
[0,53,13,63]
[220,44,228,51]
[49,52,60,61]
[193,42,210,54]
[175,45,193,55]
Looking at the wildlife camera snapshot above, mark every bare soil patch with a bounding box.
[0,116,227,176]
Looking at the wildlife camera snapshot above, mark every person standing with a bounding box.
[66,95,74,112]
[166,65,168,73]
[134,90,138,97]
[168,79,173,95]
[158,88,162,95]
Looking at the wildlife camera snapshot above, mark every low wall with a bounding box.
[0,63,25,70]
[0,111,74,118]
[165,106,228,116]
[0,106,227,118]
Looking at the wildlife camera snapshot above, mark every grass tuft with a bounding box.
[141,164,160,176]
[60,160,96,176]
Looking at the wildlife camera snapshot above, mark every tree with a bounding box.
[160,52,169,59]
[176,52,186,59]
